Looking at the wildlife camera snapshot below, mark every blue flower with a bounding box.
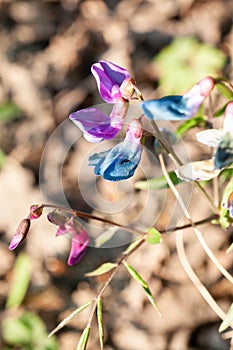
[141,77,214,120]
[88,119,142,181]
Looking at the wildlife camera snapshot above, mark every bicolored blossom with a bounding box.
[89,119,143,181]
[222,191,233,218]
[48,211,90,266]
[69,99,128,142]
[91,60,130,103]
[91,60,142,102]
[141,76,214,121]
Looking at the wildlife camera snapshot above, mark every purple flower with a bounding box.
[91,60,131,103]
[141,76,214,120]
[48,211,90,266]
[9,219,31,250]
[69,99,128,142]
[88,119,143,181]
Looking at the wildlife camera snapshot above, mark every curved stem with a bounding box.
[176,230,226,320]
[150,120,217,213]
[158,154,233,285]
[40,203,144,236]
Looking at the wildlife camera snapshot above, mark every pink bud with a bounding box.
[9,219,31,250]
[198,76,214,97]
[28,205,43,220]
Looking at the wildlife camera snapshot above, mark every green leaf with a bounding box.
[154,37,226,94]
[2,311,58,349]
[219,168,233,184]
[97,298,104,350]
[146,228,162,245]
[176,115,207,137]
[85,262,117,277]
[219,303,233,332]
[135,171,182,190]
[0,102,21,123]
[6,253,31,308]
[215,82,233,100]
[76,326,90,350]
[214,103,227,117]
[124,262,161,315]
[49,300,93,337]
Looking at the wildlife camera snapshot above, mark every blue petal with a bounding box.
[141,95,198,121]
[89,141,141,181]
[214,133,233,169]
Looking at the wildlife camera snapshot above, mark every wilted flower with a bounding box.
[222,191,233,218]
[88,119,143,181]
[69,99,128,143]
[141,76,214,120]
[9,219,31,250]
[48,211,90,266]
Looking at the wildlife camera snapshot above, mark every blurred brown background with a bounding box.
[0,0,233,349]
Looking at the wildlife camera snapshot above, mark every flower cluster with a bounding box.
[69,60,144,181]
[8,205,89,266]
[9,60,233,267]
[70,61,217,181]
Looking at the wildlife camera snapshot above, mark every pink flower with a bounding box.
[48,211,90,266]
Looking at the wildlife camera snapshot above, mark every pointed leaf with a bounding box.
[76,326,90,350]
[6,253,31,308]
[97,298,104,350]
[49,300,93,337]
[85,263,117,277]
[176,115,207,137]
[135,171,182,190]
[214,103,227,117]
[219,303,233,332]
[124,261,161,315]
[146,228,162,245]
[215,82,233,100]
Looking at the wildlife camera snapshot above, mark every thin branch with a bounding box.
[158,154,233,285]
[176,230,226,320]
[150,120,217,212]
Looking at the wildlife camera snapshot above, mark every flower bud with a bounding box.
[9,219,31,250]
[28,205,43,220]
